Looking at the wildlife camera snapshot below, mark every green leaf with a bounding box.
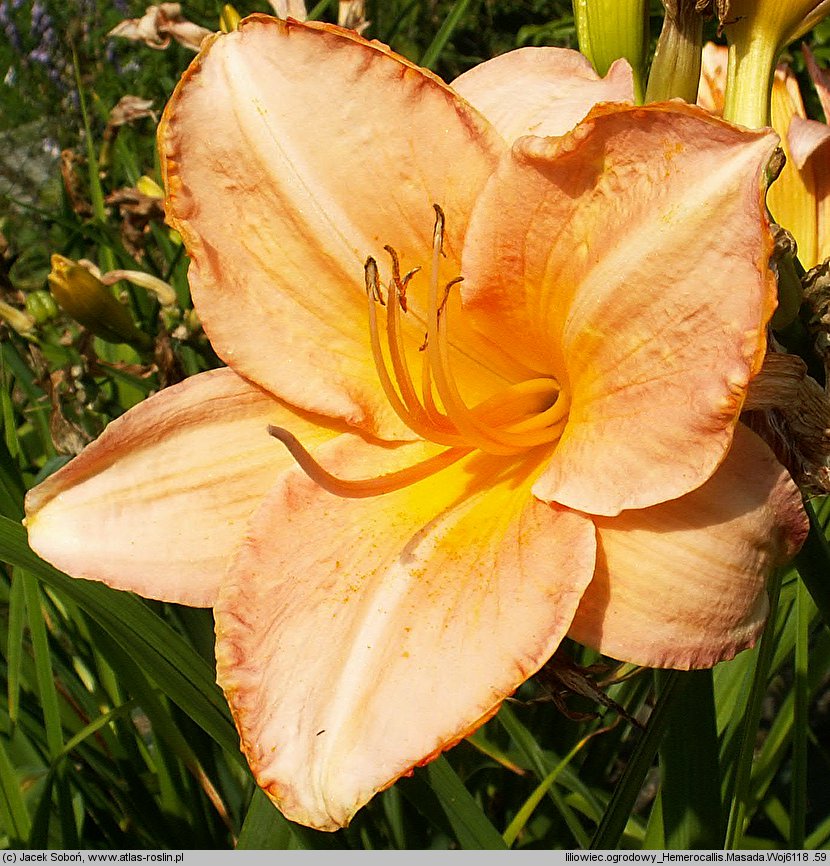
[419,756,507,849]
[657,668,722,848]
[236,789,296,850]
[0,736,31,844]
[723,569,784,848]
[419,0,473,69]
[0,516,238,759]
[503,729,598,848]
[496,703,596,847]
[794,499,830,632]
[6,571,25,724]
[790,578,812,848]
[236,788,344,850]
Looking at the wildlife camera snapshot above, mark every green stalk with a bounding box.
[72,47,114,273]
[575,0,648,102]
[722,34,777,128]
[573,0,594,68]
[645,1,704,104]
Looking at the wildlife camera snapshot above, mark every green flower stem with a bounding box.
[573,0,648,103]
[645,2,704,104]
[723,34,778,128]
[573,0,594,68]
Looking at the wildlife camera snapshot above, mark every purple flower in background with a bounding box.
[0,0,22,51]
[30,0,46,28]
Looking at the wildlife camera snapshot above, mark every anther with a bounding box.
[432,204,446,257]
[364,257,385,305]
[439,276,463,320]
[383,244,420,311]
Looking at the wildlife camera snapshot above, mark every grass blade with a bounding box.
[657,668,722,848]
[420,756,507,849]
[590,671,684,849]
[794,500,830,632]
[419,0,473,69]
[0,516,238,757]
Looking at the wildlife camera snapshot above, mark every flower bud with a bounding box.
[25,290,59,324]
[136,175,165,199]
[47,254,152,350]
[220,4,241,33]
[0,300,36,337]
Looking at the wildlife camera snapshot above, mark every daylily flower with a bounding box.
[25,17,808,831]
[108,3,211,52]
[766,48,830,270]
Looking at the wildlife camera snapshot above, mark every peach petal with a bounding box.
[568,426,808,669]
[25,369,343,607]
[768,64,830,269]
[214,437,596,830]
[451,47,633,142]
[787,116,830,169]
[160,16,507,438]
[697,42,728,115]
[768,66,819,266]
[462,102,778,515]
[804,44,830,122]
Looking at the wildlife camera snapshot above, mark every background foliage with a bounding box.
[1,0,829,850]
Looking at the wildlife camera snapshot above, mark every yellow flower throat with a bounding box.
[269,206,569,497]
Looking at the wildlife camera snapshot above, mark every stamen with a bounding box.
[268,425,471,498]
[383,244,419,312]
[364,256,461,445]
[356,206,570,474]
[383,250,457,441]
[364,257,411,426]
[425,208,532,455]
[424,208,568,453]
